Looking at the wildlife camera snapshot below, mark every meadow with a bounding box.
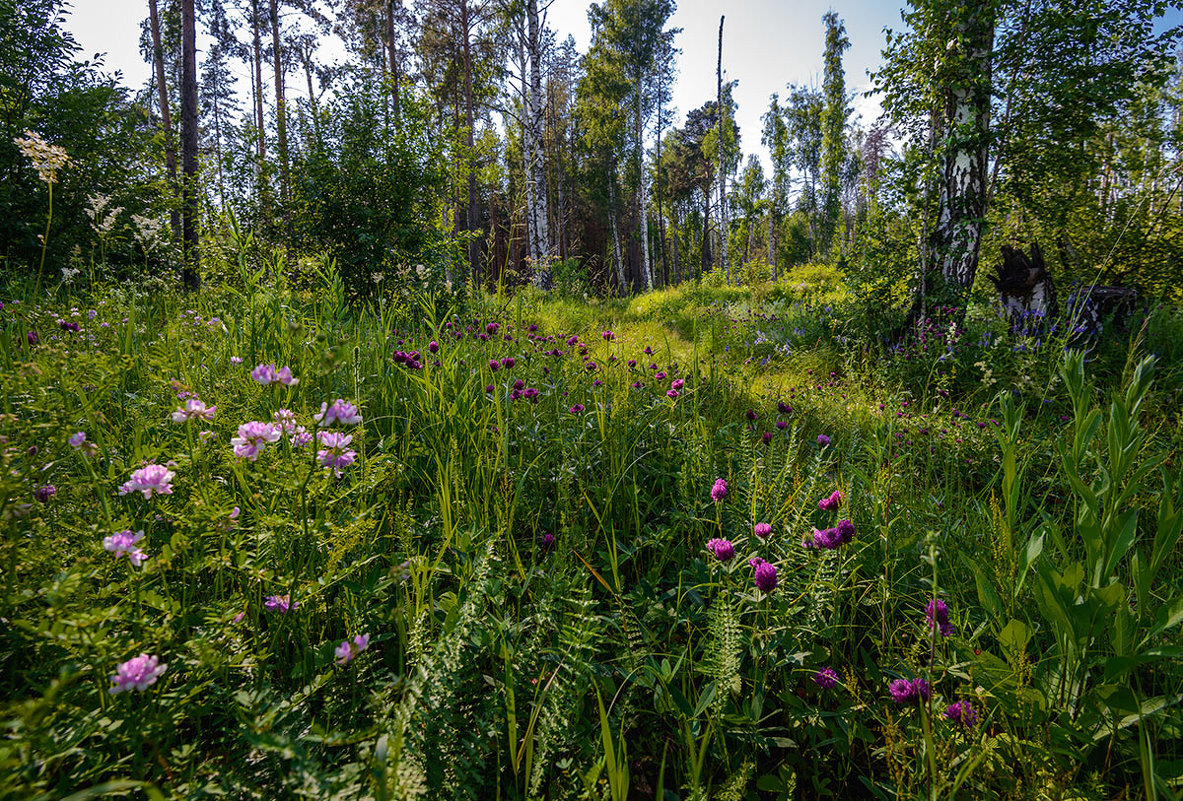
[0,263,1181,800]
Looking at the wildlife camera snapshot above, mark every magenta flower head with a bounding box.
[109,653,167,694]
[317,431,358,475]
[762,432,773,445]
[816,434,831,447]
[171,398,216,423]
[231,421,281,461]
[753,523,772,540]
[486,322,499,336]
[502,357,516,369]
[602,330,614,341]
[943,700,977,727]
[569,404,585,414]
[706,538,735,561]
[428,340,439,353]
[335,634,370,665]
[889,677,930,705]
[118,464,175,499]
[926,599,954,638]
[265,594,298,613]
[814,667,839,689]
[818,490,843,511]
[539,532,555,549]
[314,399,362,427]
[835,519,855,544]
[489,359,500,372]
[754,561,778,594]
[104,529,148,567]
[710,478,728,503]
[35,484,56,502]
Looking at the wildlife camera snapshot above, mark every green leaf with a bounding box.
[1143,596,1183,644]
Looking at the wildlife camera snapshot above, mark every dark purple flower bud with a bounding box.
[926,599,953,637]
[489,359,500,372]
[814,667,838,689]
[539,532,555,549]
[706,538,735,561]
[943,700,977,727]
[745,409,757,422]
[428,340,439,353]
[754,562,778,593]
[835,519,855,543]
[502,357,515,369]
[35,485,57,502]
[762,432,772,445]
[816,434,831,447]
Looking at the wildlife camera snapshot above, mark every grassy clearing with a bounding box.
[0,272,1181,800]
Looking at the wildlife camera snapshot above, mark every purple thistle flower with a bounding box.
[818,490,843,511]
[745,409,757,422]
[754,561,778,594]
[761,432,772,445]
[835,519,855,544]
[814,667,839,689]
[943,700,977,727]
[569,404,585,414]
[926,599,954,638]
[706,538,735,561]
[753,522,772,539]
[539,532,555,549]
[428,340,439,353]
[118,464,175,499]
[489,359,500,371]
[816,434,831,447]
[710,478,728,503]
[889,677,930,705]
[109,654,167,694]
[776,420,787,430]
[502,357,516,369]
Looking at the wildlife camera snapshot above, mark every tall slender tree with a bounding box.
[818,10,850,257]
[147,0,181,239]
[180,0,200,288]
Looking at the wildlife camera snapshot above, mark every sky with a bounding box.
[63,0,1183,172]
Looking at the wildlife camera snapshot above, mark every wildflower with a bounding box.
[118,464,174,499]
[667,389,680,398]
[706,538,735,561]
[602,330,614,340]
[317,431,358,474]
[171,398,216,423]
[539,532,555,549]
[34,484,56,502]
[745,409,757,422]
[671,378,684,391]
[777,401,791,414]
[251,364,298,386]
[889,677,930,705]
[818,490,843,511]
[273,408,298,434]
[68,432,87,449]
[428,340,439,353]
[754,561,778,594]
[776,420,787,430]
[14,130,69,184]
[585,361,597,372]
[814,667,839,689]
[926,599,954,638]
[231,356,243,364]
[27,330,39,345]
[710,478,728,503]
[335,634,370,665]
[489,359,500,372]
[264,594,298,613]
[943,700,977,727]
[753,523,771,540]
[502,357,516,369]
[109,654,166,694]
[835,519,855,543]
[104,529,148,566]
[314,399,362,427]
[486,385,494,393]
[569,404,585,414]
[231,421,281,461]
[762,432,773,445]
[816,434,831,447]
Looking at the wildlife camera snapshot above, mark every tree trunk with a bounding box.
[180,0,200,290]
[716,16,729,285]
[387,0,401,122]
[460,0,480,284]
[655,76,668,288]
[147,0,180,241]
[609,180,626,294]
[526,0,550,269]
[932,5,994,295]
[251,0,269,219]
[636,90,652,291]
[269,0,289,205]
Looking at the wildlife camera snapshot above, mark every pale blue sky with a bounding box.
[64,0,1182,172]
